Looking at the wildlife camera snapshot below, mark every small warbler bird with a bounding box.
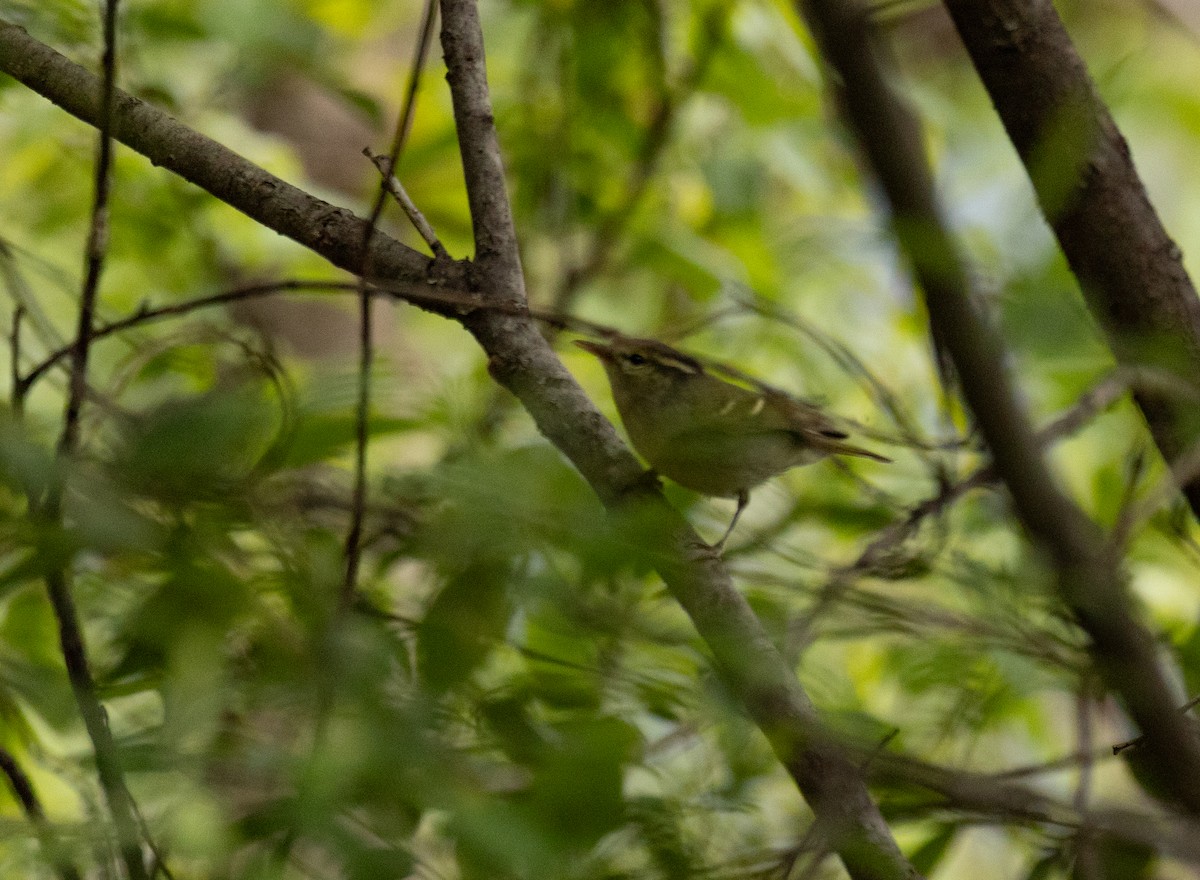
[576,335,888,548]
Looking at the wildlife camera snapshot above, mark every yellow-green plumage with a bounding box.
[576,335,887,547]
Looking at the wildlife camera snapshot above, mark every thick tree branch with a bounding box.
[865,749,1200,863]
[793,0,1200,813]
[0,20,470,309]
[0,14,917,878]
[3,12,915,877]
[437,2,916,879]
[942,0,1200,518]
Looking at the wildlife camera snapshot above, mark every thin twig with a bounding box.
[364,149,448,258]
[22,280,360,392]
[890,374,1183,558]
[785,367,1145,657]
[10,304,25,413]
[129,794,174,880]
[1074,677,1096,814]
[270,2,440,872]
[343,0,439,607]
[1113,694,1200,754]
[59,5,117,459]
[15,276,669,401]
[736,290,930,449]
[40,2,151,877]
[1107,445,1149,553]
[1111,438,1200,553]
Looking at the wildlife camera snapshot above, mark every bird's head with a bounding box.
[574,336,705,401]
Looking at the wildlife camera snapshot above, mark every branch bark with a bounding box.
[793,0,1200,813]
[0,16,919,880]
[0,21,469,311]
[437,3,916,878]
[942,0,1200,518]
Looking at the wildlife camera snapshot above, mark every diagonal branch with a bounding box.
[0,19,470,309]
[942,0,1200,520]
[1,14,916,878]
[437,2,917,879]
[793,0,1200,814]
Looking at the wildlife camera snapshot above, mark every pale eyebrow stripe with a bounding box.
[659,357,700,374]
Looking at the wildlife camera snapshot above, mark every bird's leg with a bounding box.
[710,489,749,554]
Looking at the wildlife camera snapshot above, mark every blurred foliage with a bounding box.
[1,0,1200,878]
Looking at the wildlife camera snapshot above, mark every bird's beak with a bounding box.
[574,339,614,362]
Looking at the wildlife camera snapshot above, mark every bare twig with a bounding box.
[37,3,150,878]
[736,291,931,450]
[866,749,1200,863]
[1111,439,1200,553]
[59,2,116,459]
[1073,677,1097,815]
[1113,695,1200,754]
[343,0,440,606]
[783,367,1144,658]
[13,276,690,402]
[365,149,448,259]
[262,5,445,873]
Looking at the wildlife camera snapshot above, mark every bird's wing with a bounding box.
[769,393,891,462]
[672,385,889,463]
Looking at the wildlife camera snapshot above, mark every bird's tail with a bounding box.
[813,431,891,463]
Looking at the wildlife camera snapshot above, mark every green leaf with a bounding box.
[115,383,281,500]
[418,561,511,694]
[909,824,956,875]
[1071,836,1155,880]
[526,715,642,850]
[276,412,417,469]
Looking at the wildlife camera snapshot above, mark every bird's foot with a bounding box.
[686,536,726,562]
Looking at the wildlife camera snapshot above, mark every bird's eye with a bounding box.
[626,354,647,366]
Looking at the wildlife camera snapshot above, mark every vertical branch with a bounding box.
[272,9,445,872]
[438,0,526,304]
[791,0,1200,813]
[59,1,118,459]
[342,0,440,605]
[41,2,151,879]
